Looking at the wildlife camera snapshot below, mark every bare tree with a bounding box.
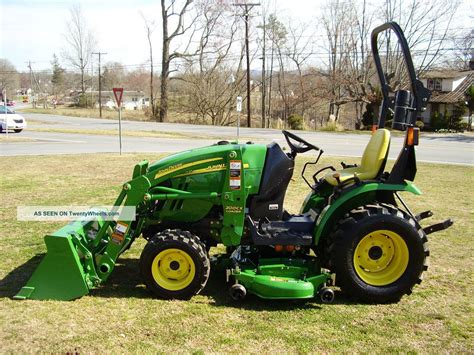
[159,0,194,122]
[177,1,245,126]
[381,0,460,84]
[266,14,289,125]
[125,66,149,92]
[286,19,315,118]
[316,0,459,127]
[62,4,96,94]
[341,0,377,128]
[141,13,158,120]
[0,59,19,93]
[321,0,355,121]
[447,28,474,70]
[102,62,125,90]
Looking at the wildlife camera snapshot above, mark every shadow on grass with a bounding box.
[203,271,359,310]
[93,258,150,299]
[423,134,474,143]
[2,255,356,309]
[0,254,45,298]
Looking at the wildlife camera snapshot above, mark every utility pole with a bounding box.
[27,61,43,108]
[93,52,107,118]
[234,2,260,128]
[25,61,35,107]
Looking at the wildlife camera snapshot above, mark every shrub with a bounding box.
[415,120,425,130]
[320,121,345,132]
[430,111,446,131]
[76,93,94,108]
[288,114,304,130]
[430,102,466,132]
[362,102,377,128]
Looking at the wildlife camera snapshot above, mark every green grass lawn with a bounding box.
[0,153,472,352]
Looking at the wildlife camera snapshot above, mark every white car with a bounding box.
[0,106,27,133]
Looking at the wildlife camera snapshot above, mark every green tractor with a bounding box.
[16,22,452,303]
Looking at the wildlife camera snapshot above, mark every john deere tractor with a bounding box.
[16,22,452,303]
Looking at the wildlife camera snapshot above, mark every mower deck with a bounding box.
[230,257,330,300]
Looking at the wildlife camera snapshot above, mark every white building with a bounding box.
[98,91,150,110]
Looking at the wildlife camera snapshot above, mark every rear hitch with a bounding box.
[423,219,453,235]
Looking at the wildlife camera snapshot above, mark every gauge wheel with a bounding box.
[139,229,210,299]
[327,204,429,303]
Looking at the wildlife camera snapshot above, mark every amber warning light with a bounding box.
[407,127,419,146]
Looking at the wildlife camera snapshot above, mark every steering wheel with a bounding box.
[282,130,320,155]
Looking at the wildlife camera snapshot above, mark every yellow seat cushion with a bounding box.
[325,129,391,186]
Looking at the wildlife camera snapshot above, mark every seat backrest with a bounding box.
[359,129,391,178]
[249,142,294,220]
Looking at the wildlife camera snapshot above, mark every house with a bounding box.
[420,70,473,126]
[97,91,150,110]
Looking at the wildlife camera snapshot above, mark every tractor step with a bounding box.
[246,215,314,246]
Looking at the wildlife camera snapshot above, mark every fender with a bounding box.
[314,181,421,245]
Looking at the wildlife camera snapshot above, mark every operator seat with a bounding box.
[324,129,391,186]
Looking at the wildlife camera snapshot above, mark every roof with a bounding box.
[429,73,474,104]
[421,70,473,79]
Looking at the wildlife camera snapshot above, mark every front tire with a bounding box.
[139,229,210,300]
[327,204,429,303]
[14,129,23,133]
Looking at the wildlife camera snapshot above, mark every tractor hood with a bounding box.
[147,142,268,183]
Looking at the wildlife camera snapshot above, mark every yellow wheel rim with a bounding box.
[151,248,196,291]
[353,230,409,286]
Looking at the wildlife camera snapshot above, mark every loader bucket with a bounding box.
[14,216,106,301]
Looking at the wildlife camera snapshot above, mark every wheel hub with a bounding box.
[353,230,409,286]
[151,249,196,291]
[368,246,383,260]
[170,260,180,270]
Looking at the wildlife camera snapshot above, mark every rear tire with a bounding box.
[326,204,429,303]
[14,129,22,133]
[139,229,210,300]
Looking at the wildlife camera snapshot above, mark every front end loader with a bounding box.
[15,22,452,303]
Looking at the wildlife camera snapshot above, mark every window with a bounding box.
[427,78,442,91]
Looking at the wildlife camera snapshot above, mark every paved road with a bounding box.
[1,112,473,165]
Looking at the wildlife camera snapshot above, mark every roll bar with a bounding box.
[370,22,431,129]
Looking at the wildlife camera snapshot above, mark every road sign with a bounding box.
[236,96,242,112]
[112,88,124,155]
[113,88,124,107]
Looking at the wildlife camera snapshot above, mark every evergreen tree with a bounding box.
[51,54,65,97]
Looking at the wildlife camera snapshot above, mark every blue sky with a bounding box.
[0,0,472,73]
